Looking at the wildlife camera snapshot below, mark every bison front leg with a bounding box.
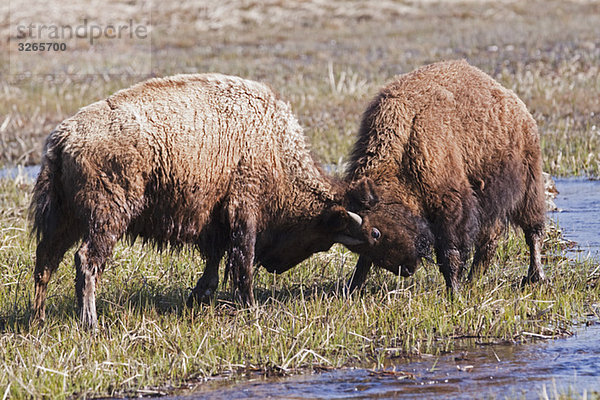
[434,187,478,293]
[228,214,257,307]
[436,246,463,294]
[346,256,373,295]
[187,250,224,306]
[434,221,470,294]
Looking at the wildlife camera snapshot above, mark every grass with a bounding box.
[1,0,600,398]
[1,0,599,175]
[0,176,599,398]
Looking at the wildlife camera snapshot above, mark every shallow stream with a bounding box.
[173,325,600,399]
[552,178,600,259]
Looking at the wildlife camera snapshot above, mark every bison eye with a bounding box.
[371,228,381,240]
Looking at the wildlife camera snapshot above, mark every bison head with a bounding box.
[258,205,372,274]
[342,177,433,277]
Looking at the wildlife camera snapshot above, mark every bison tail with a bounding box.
[29,131,67,243]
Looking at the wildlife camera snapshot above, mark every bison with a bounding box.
[344,60,546,293]
[30,73,368,329]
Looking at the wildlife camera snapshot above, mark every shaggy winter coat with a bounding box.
[30,74,366,328]
[344,60,546,292]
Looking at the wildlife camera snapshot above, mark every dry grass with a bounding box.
[0,0,599,174]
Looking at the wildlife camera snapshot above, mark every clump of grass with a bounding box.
[0,177,598,398]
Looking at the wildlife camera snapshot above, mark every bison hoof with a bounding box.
[80,310,98,331]
[186,288,214,307]
[187,277,219,307]
[343,279,363,298]
[444,281,460,299]
[400,266,415,277]
[520,274,546,287]
[233,289,255,308]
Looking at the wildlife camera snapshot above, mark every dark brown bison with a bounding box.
[344,60,546,293]
[30,73,368,329]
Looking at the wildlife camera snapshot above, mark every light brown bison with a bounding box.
[344,60,546,293]
[30,74,368,329]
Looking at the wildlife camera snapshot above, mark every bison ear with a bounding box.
[347,177,379,210]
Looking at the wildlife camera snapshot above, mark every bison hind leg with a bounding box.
[514,175,546,285]
[522,226,546,284]
[33,222,81,324]
[75,212,128,329]
[467,220,504,283]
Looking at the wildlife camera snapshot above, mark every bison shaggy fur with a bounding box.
[344,60,546,293]
[30,74,366,328]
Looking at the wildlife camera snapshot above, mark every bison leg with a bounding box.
[436,246,463,294]
[434,213,473,292]
[515,171,546,285]
[346,256,373,295]
[523,226,546,284]
[228,214,257,307]
[33,227,79,324]
[433,200,477,293]
[75,241,107,330]
[187,250,224,306]
[75,217,125,329]
[468,221,503,283]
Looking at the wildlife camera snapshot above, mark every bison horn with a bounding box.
[347,211,362,226]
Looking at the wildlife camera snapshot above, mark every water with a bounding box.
[173,325,600,399]
[2,168,599,398]
[551,178,600,259]
[0,165,40,182]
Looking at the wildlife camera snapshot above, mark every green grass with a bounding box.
[1,177,599,398]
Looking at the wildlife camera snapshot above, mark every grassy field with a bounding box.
[0,177,598,398]
[1,0,600,398]
[1,0,599,175]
